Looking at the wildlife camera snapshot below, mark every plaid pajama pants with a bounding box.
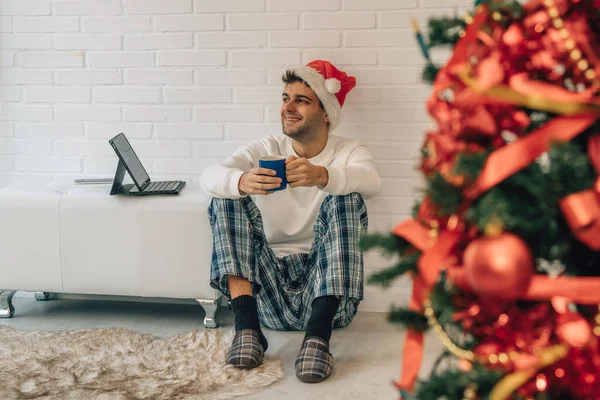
[208,193,368,331]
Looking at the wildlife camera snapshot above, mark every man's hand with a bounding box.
[238,168,282,195]
[285,156,328,188]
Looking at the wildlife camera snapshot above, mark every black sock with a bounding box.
[230,295,268,350]
[304,296,341,343]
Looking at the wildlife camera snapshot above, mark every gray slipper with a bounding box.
[294,336,334,383]
[227,329,265,369]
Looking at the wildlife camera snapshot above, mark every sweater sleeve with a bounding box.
[321,143,382,199]
[199,139,270,199]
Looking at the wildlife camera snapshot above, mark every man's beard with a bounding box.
[282,122,310,138]
[281,115,319,141]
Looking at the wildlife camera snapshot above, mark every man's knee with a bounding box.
[208,197,234,218]
[317,193,368,228]
[208,197,241,213]
[321,192,364,208]
[208,197,256,223]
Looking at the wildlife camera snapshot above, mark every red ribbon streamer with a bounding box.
[417,230,462,288]
[466,115,597,199]
[392,218,430,252]
[393,275,427,392]
[391,219,429,394]
[559,182,600,250]
[391,219,462,395]
[559,134,600,250]
[447,5,489,71]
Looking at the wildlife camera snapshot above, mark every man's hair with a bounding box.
[282,70,324,109]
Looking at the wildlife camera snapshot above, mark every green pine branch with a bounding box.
[359,233,407,258]
[388,306,429,332]
[412,198,422,219]
[453,151,487,182]
[368,252,420,288]
[415,363,504,400]
[427,17,467,47]
[488,0,523,19]
[425,173,464,216]
[429,275,458,326]
[421,63,439,85]
[548,140,596,198]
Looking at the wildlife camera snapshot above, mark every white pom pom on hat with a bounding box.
[283,60,356,133]
[325,78,341,94]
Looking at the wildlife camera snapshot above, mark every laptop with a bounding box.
[108,133,185,196]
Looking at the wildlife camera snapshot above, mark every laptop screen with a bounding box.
[110,133,150,188]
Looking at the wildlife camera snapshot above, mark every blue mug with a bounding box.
[259,156,287,191]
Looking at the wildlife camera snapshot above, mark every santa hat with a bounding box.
[284,60,356,132]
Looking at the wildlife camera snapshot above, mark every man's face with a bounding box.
[280,81,328,140]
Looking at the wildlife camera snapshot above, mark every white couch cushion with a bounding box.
[60,185,141,296]
[137,187,214,298]
[59,185,217,300]
[0,185,64,292]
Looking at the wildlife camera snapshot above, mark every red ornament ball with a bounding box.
[463,233,534,300]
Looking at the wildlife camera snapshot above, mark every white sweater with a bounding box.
[199,134,382,257]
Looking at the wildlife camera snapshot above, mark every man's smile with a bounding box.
[283,114,302,123]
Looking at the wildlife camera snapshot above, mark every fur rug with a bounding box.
[0,326,283,400]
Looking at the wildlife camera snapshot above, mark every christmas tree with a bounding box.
[361,0,600,399]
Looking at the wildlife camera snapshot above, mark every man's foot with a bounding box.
[294,336,334,383]
[227,329,266,369]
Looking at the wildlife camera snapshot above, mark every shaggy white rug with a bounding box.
[0,326,283,400]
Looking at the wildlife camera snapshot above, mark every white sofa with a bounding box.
[0,183,224,328]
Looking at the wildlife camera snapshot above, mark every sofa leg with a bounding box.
[0,291,16,318]
[195,297,221,329]
[34,292,51,301]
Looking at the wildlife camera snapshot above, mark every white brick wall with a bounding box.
[15,17,79,32]
[0,1,51,16]
[93,87,160,103]
[0,33,53,48]
[123,0,192,15]
[82,17,151,33]
[18,52,83,67]
[55,70,122,85]
[0,122,15,136]
[2,85,20,101]
[268,0,339,12]
[125,33,193,50]
[88,52,154,68]
[154,16,223,32]
[26,87,90,102]
[54,35,122,50]
[0,17,12,32]
[0,0,457,311]
[0,51,14,66]
[157,51,226,66]
[54,1,122,16]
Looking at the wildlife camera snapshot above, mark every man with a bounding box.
[199,60,381,383]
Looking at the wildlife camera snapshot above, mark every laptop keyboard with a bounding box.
[142,180,183,193]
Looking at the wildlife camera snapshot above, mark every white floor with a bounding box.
[0,296,444,400]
